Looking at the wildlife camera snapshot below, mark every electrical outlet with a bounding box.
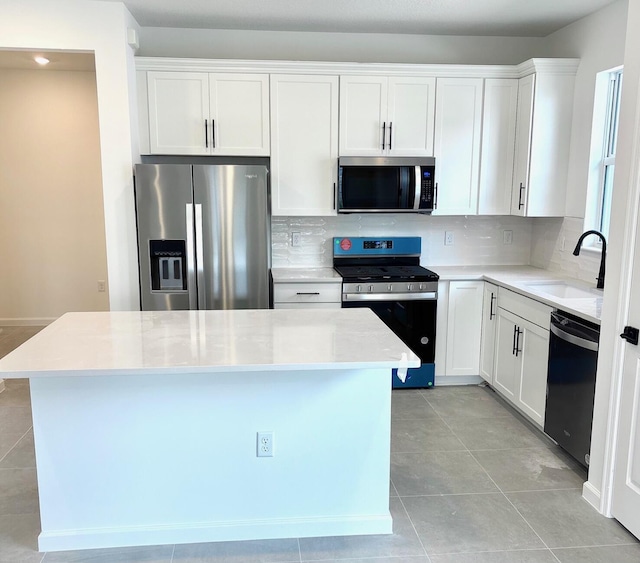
[257,431,274,457]
[503,230,513,245]
[444,231,454,246]
[291,232,302,247]
[97,280,106,292]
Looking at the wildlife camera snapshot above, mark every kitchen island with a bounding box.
[0,309,418,552]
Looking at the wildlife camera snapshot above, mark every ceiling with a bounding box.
[97,0,617,37]
[0,51,95,71]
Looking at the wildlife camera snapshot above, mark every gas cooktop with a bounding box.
[333,264,439,283]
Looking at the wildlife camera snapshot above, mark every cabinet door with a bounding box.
[493,308,519,402]
[209,74,270,156]
[517,320,549,427]
[339,76,387,156]
[433,78,483,215]
[147,71,210,155]
[270,75,339,216]
[511,74,535,216]
[479,282,499,383]
[386,77,435,156]
[478,79,518,215]
[445,281,484,376]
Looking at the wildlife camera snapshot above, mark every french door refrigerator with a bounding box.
[134,164,270,311]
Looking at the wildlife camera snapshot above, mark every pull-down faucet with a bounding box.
[573,230,607,289]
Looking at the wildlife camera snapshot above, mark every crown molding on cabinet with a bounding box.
[135,57,579,78]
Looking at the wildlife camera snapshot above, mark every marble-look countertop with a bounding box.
[271,267,342,283]
[0,309,419,378]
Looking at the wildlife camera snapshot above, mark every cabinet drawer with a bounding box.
[497,287,552,329]
[273,302,342,309]
[273,282,342,303]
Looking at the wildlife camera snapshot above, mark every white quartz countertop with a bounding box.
[0,309,419,378]
[432,265,603,324]
[271,267,342,283]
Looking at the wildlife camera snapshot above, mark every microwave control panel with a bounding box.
[419,167,435,210]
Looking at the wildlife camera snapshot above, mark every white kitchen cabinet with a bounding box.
[146,72,269,156]
[270,75,338,216]
[273,281,342,309]
[478,79,518,215]
[493,289,552,428]
[433,77,483,215]
[511,65,576,216]
[445,281,484,377]
[479,282,499,383]
[339,75,435,156]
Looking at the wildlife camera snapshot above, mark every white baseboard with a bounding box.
[583,481,604,514]
[435,375,483,387]
[38,513,393,552]
[0,318,55,327]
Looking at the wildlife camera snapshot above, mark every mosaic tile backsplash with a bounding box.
[272,214,534,268]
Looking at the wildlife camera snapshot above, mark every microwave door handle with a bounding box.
[413,166,421,209]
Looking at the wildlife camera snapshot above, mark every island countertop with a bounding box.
[0,308,420,378]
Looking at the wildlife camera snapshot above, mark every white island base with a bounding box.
[0,310,417,552]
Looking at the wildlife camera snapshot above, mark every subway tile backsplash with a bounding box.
[272,214,534,268]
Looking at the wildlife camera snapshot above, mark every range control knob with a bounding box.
[388,284,393,292]
[407,283,414,291]
[368,285,374,292]
[356,285,362,292]
[419,283,425,290]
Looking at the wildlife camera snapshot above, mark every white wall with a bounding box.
[0,0,140,311]
[0,68,109,323]
[138,27,544,65]
[273,215,533,268]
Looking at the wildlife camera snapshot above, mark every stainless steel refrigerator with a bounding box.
[134,164,270,311]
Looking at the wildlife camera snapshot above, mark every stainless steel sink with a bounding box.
[525,281,603,300]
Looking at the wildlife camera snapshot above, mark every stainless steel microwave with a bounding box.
[337,157,436,214]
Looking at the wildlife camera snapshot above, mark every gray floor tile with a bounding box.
[552,544,640,562]
[472,447,585,492]
[0,468,39,515]
[0,383,31,408]
[0,431,35,468]
[430,550,558,563]
[172,539,299,562]
[43,545,173,562]
[402,493,544,555]
[506,489,638,548]
[309,558,429,563]
[299,497,425,560]
[425,386,512,419]
[391,417,466,453]
[0,407,33,435]
[391,451,498,496]
[392,390,440,419]
[0,433,24,460]
[445,416,549,451]
[0,512,42,562]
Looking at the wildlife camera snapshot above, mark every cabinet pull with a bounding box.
[512,325,517,355]
[296,292,320,296]
[382,122,386,150]
[389,122,393,149]
[515,327,522,357]
[333,182,336,210]
[518,183,525,210]
[212,119,216,148]
[489,293,496,320]
[205,119,208,148]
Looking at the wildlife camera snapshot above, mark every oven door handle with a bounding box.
[343,292,437,302]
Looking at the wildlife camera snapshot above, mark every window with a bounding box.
[587,68,623,247]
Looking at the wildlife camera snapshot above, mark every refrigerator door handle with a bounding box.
[185,204,198,310]
[195,203,206,309]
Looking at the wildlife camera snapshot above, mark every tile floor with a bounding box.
[0,326,639,562]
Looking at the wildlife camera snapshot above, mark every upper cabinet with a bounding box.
[432,77,483,216]
[270,75,339,216]
[339,75,435,157]
[145,72,270,156]
[511,62,577,217]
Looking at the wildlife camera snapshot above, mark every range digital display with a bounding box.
[364,240,393,250]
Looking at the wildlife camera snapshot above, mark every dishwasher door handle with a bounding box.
[550,323,599,352]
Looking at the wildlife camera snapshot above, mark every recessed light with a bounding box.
[34,56,50,65]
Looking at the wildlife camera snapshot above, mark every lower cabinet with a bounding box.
[493,290,551,428]
[445,281,484,377]
[273,281,342,309]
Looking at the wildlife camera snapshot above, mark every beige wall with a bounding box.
[0,68,109,323]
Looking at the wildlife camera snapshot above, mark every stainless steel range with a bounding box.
[333,237,439,388]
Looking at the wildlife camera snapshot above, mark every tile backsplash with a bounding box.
[272,214,534,268]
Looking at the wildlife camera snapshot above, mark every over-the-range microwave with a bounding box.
[337,156,436,214]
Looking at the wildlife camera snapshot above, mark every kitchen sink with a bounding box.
[525,281,603,300]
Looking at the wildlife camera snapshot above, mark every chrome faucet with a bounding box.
[573,230,607,289]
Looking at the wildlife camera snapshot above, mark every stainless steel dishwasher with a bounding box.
[544,310,600,467]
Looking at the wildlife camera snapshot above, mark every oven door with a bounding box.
[343,297,436,388]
